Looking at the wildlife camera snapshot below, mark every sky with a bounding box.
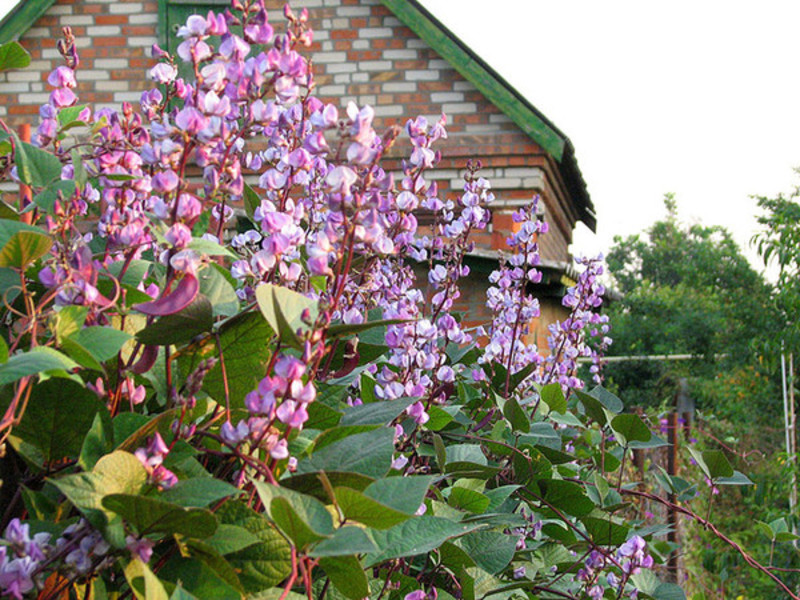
[421,1,800,272]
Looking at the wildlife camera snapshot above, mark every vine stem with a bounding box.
[279,546,299,600]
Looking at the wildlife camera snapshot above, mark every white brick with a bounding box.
[24,93,50,104]
[76,71,112,80]
[361,28,392,38]
[317,84,346,96]
[428,59,450,70]
[406,70,437,81]
[30,83,44,92]
[101,81,131,91]
[6,71,40,82]
[109,3,144,14]
[331,18,348,28]
[384,82,415,92]
[87,26,121,36]
[28,60,51,71]
[314,30,330,41]
[373,105,404,117]
[489,113,512,123]
[114,91,143,102]
[431,92,464,103]
[128,37,159,47]
[95,59,128,69]
[352,40,369,50]
[454,81,477,92]
[337,6,370,16]
[129,14,159,24]
[359,60,391,71]
[75,38,92,48]
[61,15,93,26]
[407,39,428,49]
[0,82,30,93]
[383,16,402,27]
[26,27,50,38]
[358,95,376,105]
[320,40,334,52]
[327,63,357,74]
[313,51,346,64]
[48,5,73,15]
[42,49,61,59]
[442,103,478,114]
[352,73,369,83]
[384,49,417,60]
[333,74,351,84]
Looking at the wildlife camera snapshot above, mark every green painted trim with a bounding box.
[380,0,565,161]
[0,0,57,45]
[158,0,169,50]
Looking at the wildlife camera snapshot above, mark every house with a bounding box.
[0,0,596,344]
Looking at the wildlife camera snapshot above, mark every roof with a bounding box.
[381,0,595,231]
[0,0,55,45]
[0,0,596,231]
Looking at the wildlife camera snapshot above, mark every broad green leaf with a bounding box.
[502,396,530,433]
[57,105,88,126]
[448,487,490,514]
[457,530,517,574]
[0,41,30,71]
[365,516,483,566]
[115,409,179,453]
[125,559,169,600]
[158,556,240,600]
[136,295,214,346]
[0,336,7,364]
[610,413,652,444]
[243,182,261,220]
[279,471,374,502]
[79,411,113,471]
[689,448,734,480]
[204,524,261,555]
[309,526,376,557]
[53,305,88,343]
[178,311,273,410]
[0,346,78,386]
[253,481,334,549]
[540,480,594,517]
[339,397,416,426]
[198,264,239,317]
[14,138,62,187]
[102,494,218,538]
[255,283,318,348]
[581,516,629,545]
[52,451,148,544]
[363,475,435,513]
[589,385,624,412]
[9,378,104,466]
[318,555,369,600]
[216,502,292,593]
[183,539,245,594]
[0,230,52,268]
[28,179,78,213]
[335,487,414,530]
[540,383,567,413]
[68,326,132,362]
[160,478,239,507]
[188,237,237,258]
[296,427,395,479]
[716,470,754,486]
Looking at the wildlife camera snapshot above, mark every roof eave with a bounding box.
[380,0,596,232]
[0,0,57,45]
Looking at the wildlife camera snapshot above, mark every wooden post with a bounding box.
[666,409,680,581]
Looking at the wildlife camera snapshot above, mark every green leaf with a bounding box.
[334,487,414,530]
[689,448,734,480]
[188,237,237,259]
[0,346,78,386]
[309,526,377,557]
[0,230,52,268]
[716,470,754,486]
[296,427,395,479]
[102,494,218,538]
[215,502,292,593]
[363,475,435,514]
[198,264,239,317]
[158,556,240,600]
[160,478,240,507]
[9,378,104,466]
[589,385,624,412]
[79,411,113,471]
[448,487,490,513]
[318,555,369,600]
[540,383,567,414]
[28,179,78,213]
[204,524,261,556]
[255,283,318,349]
[178,312,273,410]
[540,480,594,517]
[610,414,652,444]
[57,105,88,126]
[458,530,517,574]
[52,451,148,543]
[502,396,530,433]
[125,559,169,600]
[254,481,334,549]
[68,327,132,362]
[14,138,62,187]
[243,182,261,220]
[581,516,630,545]
[339,397,416,426]
[136,295,214,346]
[365,516,482,566]
[0,41,30,71]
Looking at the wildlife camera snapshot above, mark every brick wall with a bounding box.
[0,0,582,333]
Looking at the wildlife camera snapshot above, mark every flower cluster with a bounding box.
[135,433,178,489]
[0,520,50,599]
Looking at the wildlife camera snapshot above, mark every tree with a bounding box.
[604,195,777,418]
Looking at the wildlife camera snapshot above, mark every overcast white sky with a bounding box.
[421,1,800,272]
